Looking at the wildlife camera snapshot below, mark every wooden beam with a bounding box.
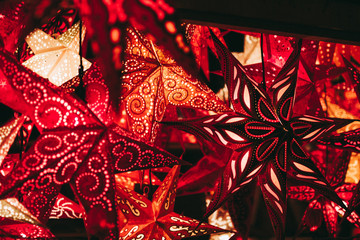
[169,0,360,45]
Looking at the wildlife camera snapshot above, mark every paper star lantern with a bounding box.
[117,27,230,141]
[315,98,360,184]
[0,49,181,239]
[116,165,228,239]
[288,145,360,237]
[22,21,91,86]
[317,58,360,152]
[165,31,353,238]
[17,8,79,63]
[295,40,347,116]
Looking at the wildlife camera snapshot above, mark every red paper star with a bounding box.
[288,145,360,237]
[118,27,229,141]
[166,32,353,238]
[317,57,360,152]
[116,165,227,239]
[0,49,181,239]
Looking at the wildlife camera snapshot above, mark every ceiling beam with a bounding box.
[169,0,360,45]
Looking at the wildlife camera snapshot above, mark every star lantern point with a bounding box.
[22,21,92,87]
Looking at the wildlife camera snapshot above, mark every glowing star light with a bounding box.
[166,31,353,239]
[0,48,181,239]
[22,21,91,86]
[288,145,360,237]
[118,27,230,142]
[116,165,227,239]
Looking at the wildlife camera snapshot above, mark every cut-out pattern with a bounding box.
[116,165,227,239]
[22,22,92,86]
[0,49,181,239]
[289,145,359,237]
[166,31,353,239]
[118,27,230,141]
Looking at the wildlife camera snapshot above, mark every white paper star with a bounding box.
[22,22,92,86]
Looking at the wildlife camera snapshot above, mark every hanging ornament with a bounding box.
[117,27,230,141]
[18,8,79,63]
[288,144,360,237]
[22,21,91,86]
[317,58,360,152]
[315,97,360,184]
[116,165,228,239]
[164,31,354,239]
[295,39,344,117]
[0,48,182,239]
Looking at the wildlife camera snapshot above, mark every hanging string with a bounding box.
[260,33,266,89]
[148,168,153,198]
[323,82,330,176]
[324,82,328,118]
[140,169,144,194]
[19,127,24,161]
[78,20,84,81]
[75,19,86,100]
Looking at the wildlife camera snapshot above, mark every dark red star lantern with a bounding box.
[288,145,360,237]
[116,165,228,239]
[165,31,353,239]
[317,56,360,152]
[317,56,360,221]
[0,49,182,239]
[295,40,347,117]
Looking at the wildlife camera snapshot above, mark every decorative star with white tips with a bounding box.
[166,31,353,239]
[22,21,92,86]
